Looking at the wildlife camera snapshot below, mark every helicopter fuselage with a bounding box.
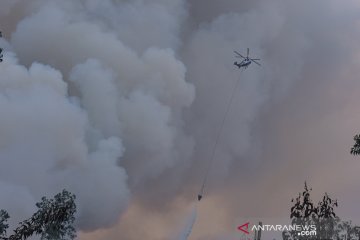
[234,58,251,68]
[234,49,261,69]
[241,59,251,66]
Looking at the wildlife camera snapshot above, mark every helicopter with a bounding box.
[234,48,260,69]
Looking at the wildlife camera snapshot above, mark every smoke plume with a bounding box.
[1,0,360,239]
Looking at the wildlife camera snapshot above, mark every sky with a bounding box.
[1,0,360,239]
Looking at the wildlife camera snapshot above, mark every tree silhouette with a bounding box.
[0,190,76,240]
[0,211,9,239]
[350,134,360,155]
[284,182,338,240]
[290,182,316,220]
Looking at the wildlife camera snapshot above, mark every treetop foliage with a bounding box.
[350,134,360,155]
[0,189,76,240]
[286,182,338,240]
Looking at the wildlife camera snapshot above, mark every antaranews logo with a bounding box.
[237,222,317,236]
[238,222,250,234]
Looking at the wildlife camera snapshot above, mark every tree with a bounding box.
[350,134,360,155]
[315,192,338,239]
[284,182,338,240]
[0,210,9,239]
[284,183,360,240]
[0,190,76,240]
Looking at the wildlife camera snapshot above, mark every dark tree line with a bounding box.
[282,134,360,239]
[283,183,360,240]
[0,190,76,240]
[283,182,338,240]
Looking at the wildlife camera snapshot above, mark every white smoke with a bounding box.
[176,204,197,240]
[0,54,131,230]
[0,0,194,235]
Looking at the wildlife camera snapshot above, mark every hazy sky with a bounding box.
[1,0,360,239]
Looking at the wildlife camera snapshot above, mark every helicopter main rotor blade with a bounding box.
[234,51,246,59]
[247,48,249,57]
[250,59,261,66]
[251,58,260,61]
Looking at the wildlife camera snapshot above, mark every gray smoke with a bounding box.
[1,0,360,239]
[0,0,193,234]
